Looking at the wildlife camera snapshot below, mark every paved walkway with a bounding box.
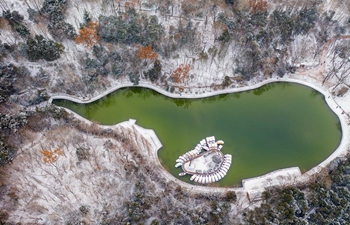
[50,74,350,197]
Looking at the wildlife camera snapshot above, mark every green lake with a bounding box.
[53,82,342,187]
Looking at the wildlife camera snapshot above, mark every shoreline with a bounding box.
[49,75,334,103]
[49,74,350,195]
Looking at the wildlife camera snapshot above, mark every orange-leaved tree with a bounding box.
[125,0,141,9]
[249,0,268,13]
[172,64,192,83]
[75,21,100,48]
[41,148,64,164]
[137,45,158,60]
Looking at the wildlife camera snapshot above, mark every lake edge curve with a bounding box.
[50,76,350,192]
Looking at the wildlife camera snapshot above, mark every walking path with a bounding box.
[49,36,350,204]
[50,74,350,196]
[298,35,350,88]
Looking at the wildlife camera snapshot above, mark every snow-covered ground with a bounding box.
[43,70,350,224]
[1,0,350,223]
[50,71,350,192]
[0,117,163,224]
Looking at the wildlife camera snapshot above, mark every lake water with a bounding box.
[53,83,342,187]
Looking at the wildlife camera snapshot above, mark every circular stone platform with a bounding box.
[182,150,223,175]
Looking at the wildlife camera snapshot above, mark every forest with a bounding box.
[0,0,350,224]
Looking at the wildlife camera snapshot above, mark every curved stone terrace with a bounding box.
[174,136,232,184]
